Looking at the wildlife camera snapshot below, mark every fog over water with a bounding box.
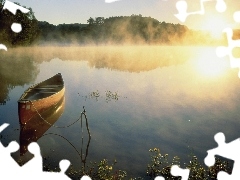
[0,46,239,178]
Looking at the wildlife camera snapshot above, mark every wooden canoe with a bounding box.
[18,73,65,125]
[19,96,65,156]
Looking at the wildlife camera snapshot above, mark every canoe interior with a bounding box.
[19,73,64,102]
[23,85,63,100]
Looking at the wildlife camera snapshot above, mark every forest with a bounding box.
[0,2,230,47]
[38,15,213,46]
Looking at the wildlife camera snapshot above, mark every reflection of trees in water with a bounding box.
[0,51,39,105]
[0,46,189,104]
[5,46,191,73]
[62,46,190,72]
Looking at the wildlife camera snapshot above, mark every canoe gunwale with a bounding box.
[18,88,65,103]
[18,73,64,103]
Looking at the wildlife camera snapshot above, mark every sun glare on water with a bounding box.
[193,49,229,78]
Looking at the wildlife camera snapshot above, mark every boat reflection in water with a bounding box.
[19,96,65,156]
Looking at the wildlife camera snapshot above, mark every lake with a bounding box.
[0,46,239,179]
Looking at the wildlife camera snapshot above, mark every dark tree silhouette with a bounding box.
[0,2,39,46]
[87,17,94,25]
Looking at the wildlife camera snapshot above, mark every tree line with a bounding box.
[36,15,217,46]
[0,3,223,47]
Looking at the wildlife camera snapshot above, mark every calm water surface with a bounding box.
[0,46,239,178]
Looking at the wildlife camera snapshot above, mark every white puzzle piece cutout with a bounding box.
[3,0,30,15]
[175,0,226,22]
[20,142,43,175]
[205,132,240,180]
[80,175,92,180]
[105,0,120,3]
[216,11,240,78]
[0,0,30,51]
[0,124,22,178]
[154,176,165,180]
[154,165,190,180]
[171,165,190,180]
[0,123,73,179]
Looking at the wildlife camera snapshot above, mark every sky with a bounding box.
[9,0,240,30]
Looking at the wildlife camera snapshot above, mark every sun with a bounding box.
[200,15,228,39]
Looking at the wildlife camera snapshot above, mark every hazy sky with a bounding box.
[12,0,240,30]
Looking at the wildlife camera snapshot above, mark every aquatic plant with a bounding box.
[146,148,232,180]
[40,147,233,179]
[76,159,127,180]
